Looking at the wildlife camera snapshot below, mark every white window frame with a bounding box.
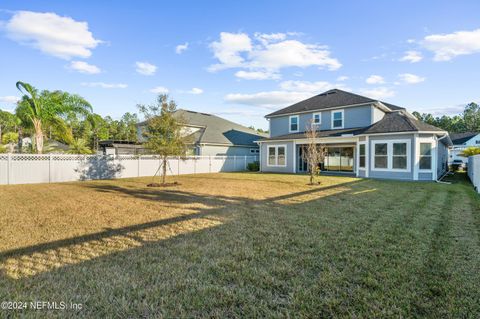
[267,145,287,167]
[371,139,411,172]
[358,142,366,169]
[331,109,344,129]
[312,112,322,126]
[289,115,299,133]
[418,142,433,172]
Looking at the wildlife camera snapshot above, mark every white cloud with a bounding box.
[135,61,157,75]
[150,86,169,94]
[175,42,188,54]
[360,87,395,100]
[224,80,345,108]
[225,91,312,108]
[336,76,349,81]
[188,88,203,94]
[81,82,127,89]
[5,11,101,59]
[399,50,423,63]
[398,73,425,84]
[279,80,338,92]
[418,104,465,116]
[0,96,20,104]
[422,28,480,61]
[69,61,101,74]
[208,32,252,71]
[366,75,385,84]
[235,70,280,80]
[209,32,341,77]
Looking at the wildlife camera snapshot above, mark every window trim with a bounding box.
[289,115,299,133]
[312,112,322,126]
[266,145,287,167]
[331,109,344,129]
[419,142,433,172]
[371,139,411,172]
[358,142,366,169]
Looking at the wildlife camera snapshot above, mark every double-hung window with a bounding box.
[313,112,321,125]
[359,144,366,168]
[289,115,299,132]
[267,145,286,167]
[331,110,344,129]
[374,143,388,169]
[419,143,432,170]
[372,140,410,171]
[392,142,407,169]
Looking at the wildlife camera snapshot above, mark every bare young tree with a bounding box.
[302,120,326,185]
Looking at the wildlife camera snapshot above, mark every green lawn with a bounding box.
[0,172,479,318]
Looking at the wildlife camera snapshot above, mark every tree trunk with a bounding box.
[162,157,167,184]
[33,119,44,154]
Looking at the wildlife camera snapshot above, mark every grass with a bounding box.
[0,172,479,318]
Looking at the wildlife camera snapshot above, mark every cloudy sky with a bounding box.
[0,0,479,129]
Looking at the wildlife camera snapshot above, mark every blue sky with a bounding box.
[0,0,479,130]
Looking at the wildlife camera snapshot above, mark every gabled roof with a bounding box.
[360,112,445,134]
[265,89,405,117]
[449,132,479,145]
[139,109,267,146]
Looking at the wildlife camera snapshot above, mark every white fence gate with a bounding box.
[468,155,480,194]
[0,154,259,185]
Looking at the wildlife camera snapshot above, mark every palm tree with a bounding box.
[67,138,92,154]
[15,81,92,153]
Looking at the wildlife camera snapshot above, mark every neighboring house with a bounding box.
[137,109,267,156]
[258,89,452,181]
[448,132,480,165]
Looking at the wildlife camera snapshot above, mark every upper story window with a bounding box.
[313,112,321,125]
[476,140,480,144]
[289,115,299,132]
[331,110,344,129]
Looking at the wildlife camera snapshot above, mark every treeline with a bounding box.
[412,102,480,133]
[0,81,139,154]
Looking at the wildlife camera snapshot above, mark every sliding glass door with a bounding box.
[324,147,354,172]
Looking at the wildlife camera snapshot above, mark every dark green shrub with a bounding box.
[247,161,260,171]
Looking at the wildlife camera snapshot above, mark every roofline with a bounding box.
[198,142,258,147]
[264,101,399,118]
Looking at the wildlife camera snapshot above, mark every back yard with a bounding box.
[0,173,479,317]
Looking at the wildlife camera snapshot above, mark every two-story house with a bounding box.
[257,89,452,181]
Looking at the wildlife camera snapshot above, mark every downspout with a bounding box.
[436,133,451,184]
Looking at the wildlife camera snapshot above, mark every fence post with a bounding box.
[194,156,197,174]
[137,155,141,177]
[49,153,52,183]
[177,156,180,176]
[244,155,247,170]
[233,155,236,171]
[7,153,11,185]
[209,155,212,173]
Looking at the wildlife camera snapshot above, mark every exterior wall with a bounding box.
[260,141,295,173]
[437,140,449,177]
[372,106,385,123]
[269,104,374,137]
[367,134,415,180]
[199,145,259,156]
[468,155,480,193]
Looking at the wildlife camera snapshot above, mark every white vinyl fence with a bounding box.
[468,155,480,193]
[0,154,259,185]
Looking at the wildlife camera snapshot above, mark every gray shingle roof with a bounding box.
[265,89,405,117]
[140,109,267,147]
[449,132,478,145]
[361,112,445,134]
